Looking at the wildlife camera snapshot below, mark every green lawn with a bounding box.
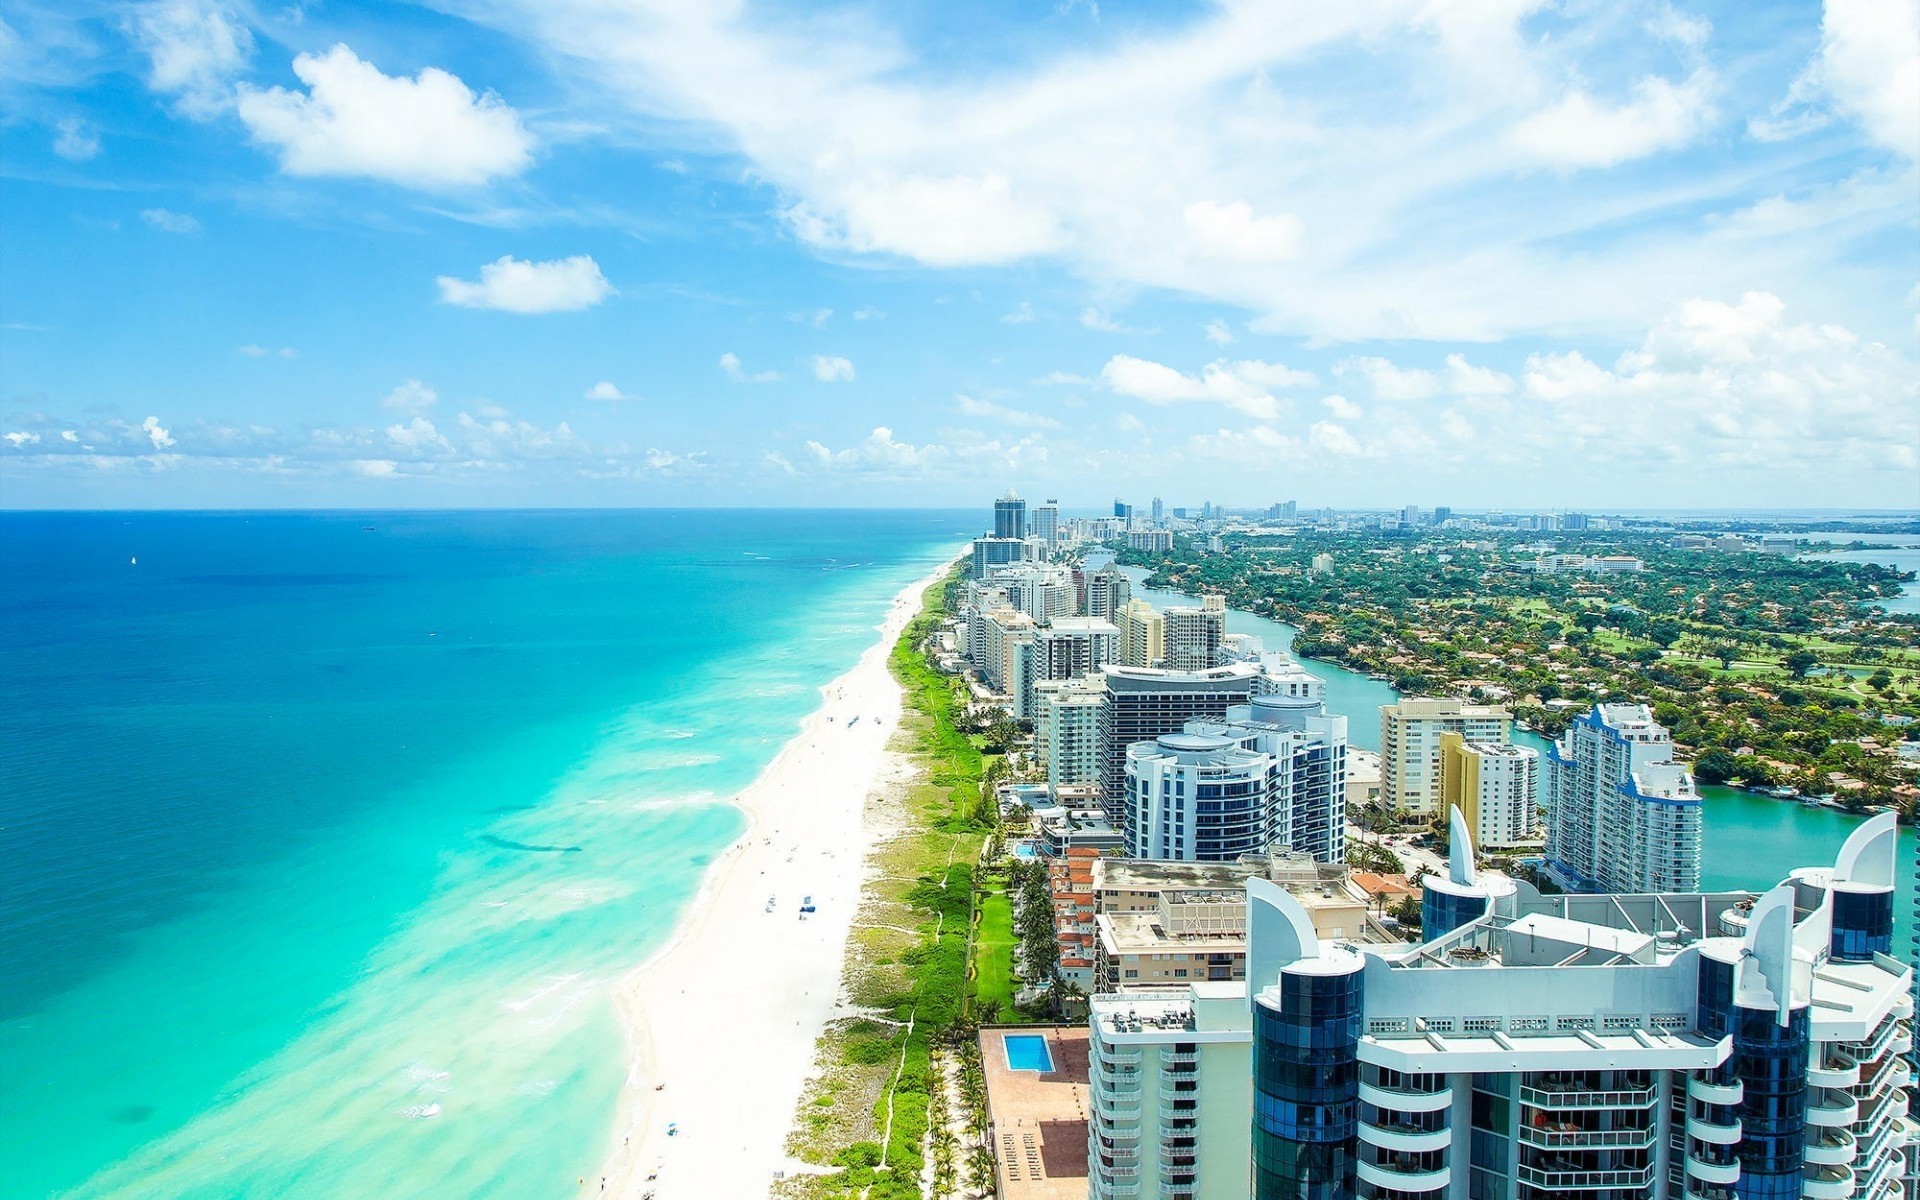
[969,878,1021,1021]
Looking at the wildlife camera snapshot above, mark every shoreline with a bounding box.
[589,554,958,1199]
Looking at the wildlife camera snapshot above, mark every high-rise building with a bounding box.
[1163,595,1226,671]
[1127,529,1173,553]
[1031,498,1060,548]
[1037,616,1120,682]
[1563,511,1590,530]
[969,535,1027,579]
[1085,815,1915,1200]
[1114,599,1164,668]
[1034,677,1105,797]
[1114,498,1132,520]
[1379,696,1514,814]
[1187,692,1348,864]
[1083,562,1131,621]
[1432,505,1452,525]
[1439,732,1539,849]
[1545,703,1703,894]
[989,560,1077,624]
[1096,662,1261,820]
[1310,552,1335,575]
[1151,496,1165,522]
[1125,732,1287,861]
[993,490,1027,540]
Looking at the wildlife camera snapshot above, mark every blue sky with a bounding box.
[1,0,1915,509]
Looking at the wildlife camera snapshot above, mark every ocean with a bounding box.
[0,510,967,1200]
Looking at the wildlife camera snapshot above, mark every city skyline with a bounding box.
[2,0,1917,510]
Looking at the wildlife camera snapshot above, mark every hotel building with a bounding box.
[1379,697,1514,815]
[1097,663,1263,822]
[1438,732,1540,849]
[1545,702,1703,894]
[1086,813,1914,1200]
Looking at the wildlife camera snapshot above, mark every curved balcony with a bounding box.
[1891,992,1913,1019]
[1683,1189,1737,1200]
[1809,1051,1861,1089]
[1685,1116,1742,1146]
[1804,1128,1856,1167]
[1095,1122,1141,1143]
[1360,1118,1452,1154]
[1801,1164,1854,1200]
[1160,1049,1198,1066]
[1091,1092,1141,1123]
[1807,1088,1860,1127]
[1889,1028,1913,1057]
[1156,1097,1199,1123]
[1684,1153,1740,1186]
[1515,1164,1654,1191]
[1520,1124,1656,1150]
[1356,1159,1450,1193]
[1359,1081,1451,1113]
[1687,1077,1743,1106]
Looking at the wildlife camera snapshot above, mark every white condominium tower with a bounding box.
[1115,599,1165,668]
[1438,732,1540,849]
[1034,677,1104,796]
[1086,813,1914,1200]
[1164,595,1228,671]
[1096,662,1262,821]
[1083,562,1132,621]
[1378,697,1514,814]
[1031,497,1061,549]
[1545,702,1703,894]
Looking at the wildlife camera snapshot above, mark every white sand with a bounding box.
[589,557,957,1199]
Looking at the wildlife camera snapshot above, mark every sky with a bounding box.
[1,0,1916,511]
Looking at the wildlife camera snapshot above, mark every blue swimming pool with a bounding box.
[1003,1033,1055,1073]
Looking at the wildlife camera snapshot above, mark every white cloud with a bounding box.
[1183,200,1302,262]
[236,344,297,358]
[643,447,706,470]
[788,307,833,328]
[1116,412,1144,432]
[1338,356,1438,401]
[1817,0,1920,159]
[236,44,534,188]
[1510,72,1716,169]
[52,118,99,161]
[1002,302,1035,324]
[806,426,932,471]
[1204,319,1234,345]
[382,379,438,413]
[1321,394,1364,420]
[141,207,199,233]
[141,415,174,449]
[5,431,41,447]
[1100,354,1315,419]
[1079,308,1122,333]
[385,417,451,452]
[1308,421,1364,457]
[956,394,1061,429]
[1035,371,1092,386]
[811,354,856,382]
[1442,353,1514,395]
[719,351,780,382]
[853,307,884,321]
[585,381,640,402]
[130,0,252,118]
[437,255,613,314]
[786,172,1059,266]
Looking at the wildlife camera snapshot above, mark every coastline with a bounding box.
[590,555,959,1199]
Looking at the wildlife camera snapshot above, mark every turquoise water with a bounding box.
[1121,568,1917,945]
[1798,535,1920,615]
[1002,1033,1054,1072]
[0,511,965,1200]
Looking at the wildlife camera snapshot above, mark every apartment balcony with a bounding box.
[1809,1051,1863,1089]
[1360,1080,1452,1113]
[1807,1088,1860,1127]
[1360,1117,1452,1154]
[1092,1092,1142,1123]
[1092,1180,1141,1199]
[1687,1077,1743,1106]
[1682,1188,1737,1200]
[1156,1097,1199,1123]
[1096,1048,1143,1070]
[1800,1163,1854,1200]
[1097,1122,1142,1142]
[1520,1124,1657,1151]
[1516,1083,1658,1110]
[1160,1049,1198,1066]
[1803,1127,1856,1167]
[1685,1115,1742,1146]
[1514,1163,1655,1191]
[1684,1152,1740,1186]
[1356,1158,1450,1192]
[1094,1062,1142,1088]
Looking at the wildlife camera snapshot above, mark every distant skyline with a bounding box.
[2,0,1916,509]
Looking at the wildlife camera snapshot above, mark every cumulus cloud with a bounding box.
[236,45,534,188]
[381,379,438,413]
[1814,0,1920,159]
[1204,319,1234,345]
[52,118,99,161]
[585,381,639,402]
[1183,200,1302,261]
[1510,72,1716,169]
[141,207,199,233]
[437,255,613,313]
[5,431,42,447]
[785,172,1059,266]
[141,416,174,449]
[811,354,856,382]
[1321,394,1364,421]
[955,395,1061,429]
[130,0,252,117]
[1101,354,1315,418]
[719,351,780,382]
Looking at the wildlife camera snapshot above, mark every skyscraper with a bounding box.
[1085,814,1914,1200]
[1150,496,1164,522]
[1187,692,1349,864]
[1545,702,1702,893]
[1438,732,1539,848]
[993,490,1027,539]
[1379,697,1514,814]
[1162,595,1226,671]
[1096,662,1261,820]
[1083,562,1131,620]
[1031,497,1060,548]
[1114,599,1164,668]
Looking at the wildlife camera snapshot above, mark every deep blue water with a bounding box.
[0,509,966,1199]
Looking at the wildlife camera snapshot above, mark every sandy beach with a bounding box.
[589,556,956,1199]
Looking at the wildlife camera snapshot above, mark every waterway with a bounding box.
[1117,566,1916,947]
[1797,533,1920,616]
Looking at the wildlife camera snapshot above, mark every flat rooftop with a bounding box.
[978,1026,1091,1200]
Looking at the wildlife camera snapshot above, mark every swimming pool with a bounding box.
[1003,1033,1055,1073]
